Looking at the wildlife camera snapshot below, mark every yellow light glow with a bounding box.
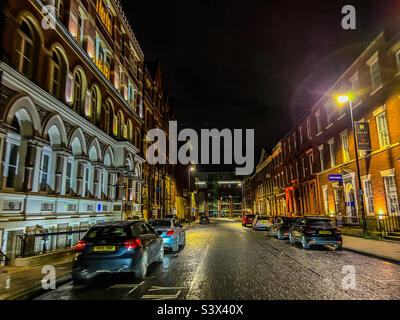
[337,95,349,104]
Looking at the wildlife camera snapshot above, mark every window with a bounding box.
[307,120,311,138]
[85,165,90,196]
[50,51,62,98]
[73,72,82,112]
[383,175,400,215]
[5,143,19,188]
[128,82,135,108]
[367,52,383,91]
[308,153,313,175]
[65,160,72,194]
[376,112,390,148]
[299,126,303,144]
[90,88,97,124]
[296,161,299,179]
[341,133,350,163]
[328,140,336,168]
[293,133,296,150]
[40,153,50,192]
[315,111,322,134]
[15,21,34,78]
[55,0,65,21]
[104,102,111,134]
[302,158,306,178]
[363,179,374,215]
[318,145,324,172]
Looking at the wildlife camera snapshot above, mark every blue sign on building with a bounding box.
[328,174,343,181]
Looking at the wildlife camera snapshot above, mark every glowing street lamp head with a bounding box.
[190,166,195,171]
[335,93,354,105]
[337,95,349,104]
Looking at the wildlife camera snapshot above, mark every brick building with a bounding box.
[0,0,180,263]
[244,30,400,239]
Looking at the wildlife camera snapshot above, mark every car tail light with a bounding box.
[334,228,341,234]
[124,238,142,250]
[75,240,86,251]
[166,230,174,236]
[304,228,316,234]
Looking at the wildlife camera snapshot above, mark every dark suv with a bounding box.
[289,217,342,250]
[72,220,163,284]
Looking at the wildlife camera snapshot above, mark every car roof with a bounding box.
[303,216,331,220]
[93,220,144,227]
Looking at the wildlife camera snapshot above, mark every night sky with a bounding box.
[121,0,400,172]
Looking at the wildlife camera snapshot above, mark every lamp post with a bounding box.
[336,94,367,236]
[188,166,195,222]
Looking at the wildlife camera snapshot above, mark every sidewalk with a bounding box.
[0,255,73,300]
[343,235,400,263]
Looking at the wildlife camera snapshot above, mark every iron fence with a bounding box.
[18,229,89,258]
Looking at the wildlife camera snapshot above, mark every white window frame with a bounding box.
[307,120,311,138]
[366,51,383,92]
[309,153,313,175]
[340,130,350,163]
[315,110,322,134]
[39,147,52,192]
[318,145,324,172]
[328,138,335,168]
[374,110,390,148]
[382,172,400,215]
[4,134,21,188]
[362,176,374,215]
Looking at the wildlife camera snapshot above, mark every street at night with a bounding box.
[35,219,400,300]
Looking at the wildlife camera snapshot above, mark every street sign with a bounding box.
[355,122,372,151]
[329,174,342,181]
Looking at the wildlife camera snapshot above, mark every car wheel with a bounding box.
[289,232,295,245]
[135,250,148,281]
[155,245,164,263]
[301,235,309,249]
[277,230,283,240]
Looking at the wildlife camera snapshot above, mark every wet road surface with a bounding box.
[36,219,400,300]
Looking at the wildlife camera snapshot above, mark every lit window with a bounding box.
[40,153,50,192]
[5,143,19,188]
[383,175,400,215]
[15,21,33,78]
[363,179,374,215]
[341,133,350,163]
[376,112,390,148]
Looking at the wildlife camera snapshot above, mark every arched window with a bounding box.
[15,21,34,78]
[104,101,111,134]
[50,51,61,98]
[73,71,82,112]
[90,87,97,123]
[127,120,133,142]
[135,128,141,148]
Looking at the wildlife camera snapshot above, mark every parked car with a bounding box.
[149,218,186,252]
[270,217,299,239]
[288,217,342,250]
[252,215,272,230]
[72,220,163,284]
[200,215,211,224]
[242,214,255,227]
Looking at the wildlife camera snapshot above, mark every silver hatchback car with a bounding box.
[149,218,186,252]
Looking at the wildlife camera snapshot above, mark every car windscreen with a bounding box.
[84,226,131,240]
[149,220,171,227]
[306,219,334,227]
[259,216,269,220]
[246,215,255,218]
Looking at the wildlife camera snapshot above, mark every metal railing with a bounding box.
[18,229,89,258]
[0,250,10,266]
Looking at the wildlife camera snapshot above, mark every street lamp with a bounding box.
[336,93,367,236]
[188,166,195,221]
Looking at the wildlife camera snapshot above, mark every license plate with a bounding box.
[93,246,116,252]
[246,224,252,226]
[319,231,331,235]
[261,220,268,224]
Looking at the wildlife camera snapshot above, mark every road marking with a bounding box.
[108,282,143,290]
[142,291,181,300]
[148,286,185,291]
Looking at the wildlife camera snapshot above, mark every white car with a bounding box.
[149,218,186,252]
[252,215,272,230]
